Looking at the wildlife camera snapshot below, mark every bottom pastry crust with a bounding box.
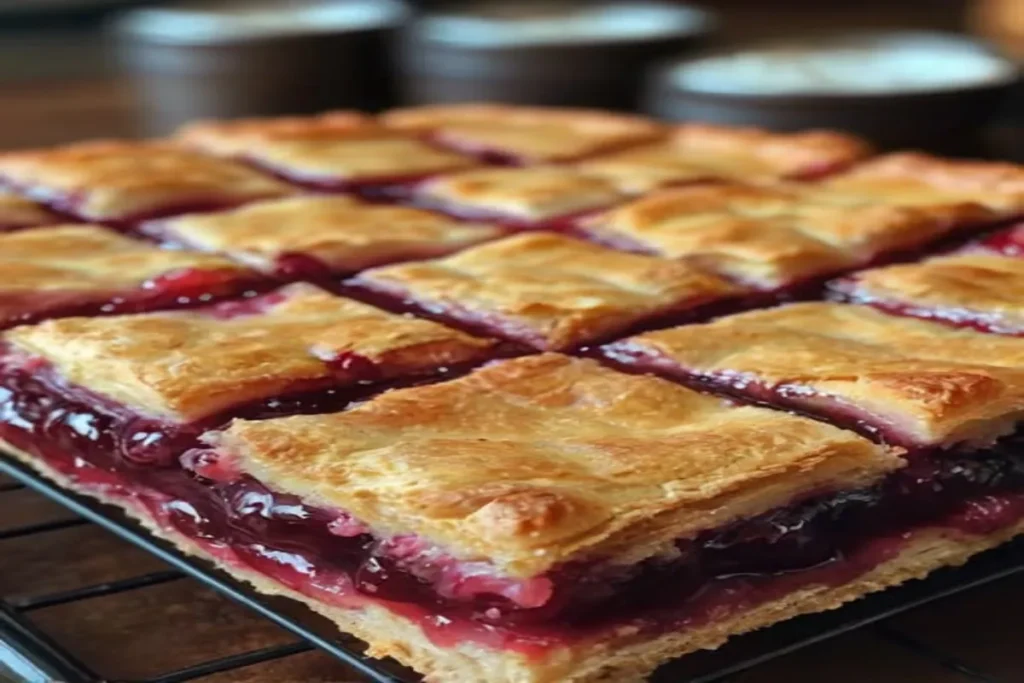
[4,441,1023,683]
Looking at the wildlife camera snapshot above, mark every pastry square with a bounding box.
[0,140,294,224]
[583,182,992,288]
[0,224,260,329]
[177,112,478,191]
[149,196,504,277]
[606,302,1024,447]
[414,166,626,225]
[8,351,941,683]
[3,282,496,423]
[351,232,742,349]
[821,152,1024,214]
[831,252,1024,335]
[578,124,872,193]
[381,103,663,163]
[0,190,61,231]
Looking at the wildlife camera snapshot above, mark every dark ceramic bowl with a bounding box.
[644,32,1020,153]
[394,1,715,111]
[112,0,410,135]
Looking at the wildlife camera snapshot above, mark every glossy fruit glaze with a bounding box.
[2,344,1024,656]
[0,268,273,331]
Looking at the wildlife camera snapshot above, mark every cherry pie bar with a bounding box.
[582,181,990,289]
[0,224,260,330]
[349,232,742,350]
[0,140,294,224]
[176,112,479,194]
[577,124,872,193]
[605,302,1024,447]
[146,195,504,278]
[3,104,1024,683]
[381,103,664,164]
[410,166,628,227]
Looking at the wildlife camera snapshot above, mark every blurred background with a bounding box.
[0,0,1021,153]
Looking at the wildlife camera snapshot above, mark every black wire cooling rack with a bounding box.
[2,452,1024,683]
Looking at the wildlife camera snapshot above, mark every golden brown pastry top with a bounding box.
[585,182,986,287]
[614,302,1024,447]
[0,190,60,229]
[381,103,663,162]
[840,253,1024,328]
[578,124,872,192]
[420,166,626,220]
[822,152,1024,213]
[0,140,294,220]
[0,224,245,294]
[211,353,901,577]
[356,233,742,350]
[177,112,477,181]
[159,196,503,273]
[4,283,495,422]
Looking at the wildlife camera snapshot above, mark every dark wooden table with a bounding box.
[1,52,1023,682]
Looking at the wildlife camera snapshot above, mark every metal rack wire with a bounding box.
[2,452,1023,683]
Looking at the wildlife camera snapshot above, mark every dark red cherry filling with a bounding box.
[3,346,1024,655]
[0,268,274,330]
[975,223,1024,257]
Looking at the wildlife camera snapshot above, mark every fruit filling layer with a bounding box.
[0,268,272,330]
[2,350,1024,655]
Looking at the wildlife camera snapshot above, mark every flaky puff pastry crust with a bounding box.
[578,124,872,193]
[611,302,1024,447]
[420,166,626,220]
[381,103,663,162]
[355,232,743,349]
[0,140,294,221]
[5,438,1019,683]
[158,196,503,273]
[836,253,1024,332]
[211,353,901,578]
[585,182,988,287]
[0,224,245,294]
[177,112,477,181]
[822,152,1024,213]
[0,190,60,229]
[3,283,495,422]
